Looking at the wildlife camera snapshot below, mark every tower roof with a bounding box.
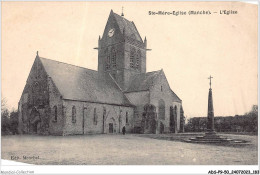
[111,10,143,42]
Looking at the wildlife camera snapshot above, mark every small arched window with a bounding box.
[174,105,177,120]
[33,81,39,93]
[103,107,106,118]
[53,106,57,122]
[93,108,97,125]
[136,50,141,69]
[126,111,129,125]
[159,99,165,120]
[130,48,135,68]
[119,110,122,123]
[72,106,76,123]
[111,48,116,68]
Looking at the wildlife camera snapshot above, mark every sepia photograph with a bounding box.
[1,1,258,174]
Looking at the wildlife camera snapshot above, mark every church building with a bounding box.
[18,10,184,135]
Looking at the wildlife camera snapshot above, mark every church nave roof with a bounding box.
[39,57,132,106]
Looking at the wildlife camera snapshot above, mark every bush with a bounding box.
[185,105,258,133]
[1,97,19,135]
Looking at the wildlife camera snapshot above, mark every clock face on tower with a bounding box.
[108,28,115,37]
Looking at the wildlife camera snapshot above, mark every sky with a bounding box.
[1,1,258,118]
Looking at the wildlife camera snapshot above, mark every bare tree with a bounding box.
[1,96,7,111]
[1,96,11,135]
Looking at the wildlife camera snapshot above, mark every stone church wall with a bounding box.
[62,99,134,135]
[18,57,50,135]
[18,57,65,135]
[47,78,64,135]
[124,91,150,127]
[149,72,181,133]
[121,43,146,90]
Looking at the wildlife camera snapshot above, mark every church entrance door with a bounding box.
[29,107,41,134]
[32,121,40,134]
[141,104,157,134]
[160,122,164,134]
[109,123,113,133]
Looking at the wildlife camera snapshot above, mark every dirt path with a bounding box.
[1,134,258,165]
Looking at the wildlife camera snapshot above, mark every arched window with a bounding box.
[72,106,76,123]
[93,108,97,125]
[170,106,175,132]
[111,48,116,68]
[159,99,165,120]
[119,110,122,123]
[53,106,57,122]
[174,105,177,124]
[104,49,109,70]
[106,55,111,70]
[105,48,111,70]
[136,50,141,69]
[130,48,135,68]
[126,111,129,125]
[174,105,177,115]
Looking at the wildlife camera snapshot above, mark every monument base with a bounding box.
[205,130,216,135]
[185,132,247,144]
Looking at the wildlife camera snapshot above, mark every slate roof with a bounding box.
[39,57,132,106]
[125,69,182,103]
[112,11,143,42]
[125,70,162,92]
[171,90,182,103]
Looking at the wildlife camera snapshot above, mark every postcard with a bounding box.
[1,1,258,174]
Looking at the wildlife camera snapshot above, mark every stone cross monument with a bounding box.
[186,75,247,144]
[207,75,215,134]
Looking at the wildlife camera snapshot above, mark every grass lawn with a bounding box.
[1,133,258,165]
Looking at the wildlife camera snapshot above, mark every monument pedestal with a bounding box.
[205,131,216,136]
[186,132,246,144]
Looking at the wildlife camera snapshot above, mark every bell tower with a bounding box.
[97,10,147,90]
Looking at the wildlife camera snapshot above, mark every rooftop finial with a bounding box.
[208,75,213,89]
[36,51,39,57]
[121,7,124,17]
